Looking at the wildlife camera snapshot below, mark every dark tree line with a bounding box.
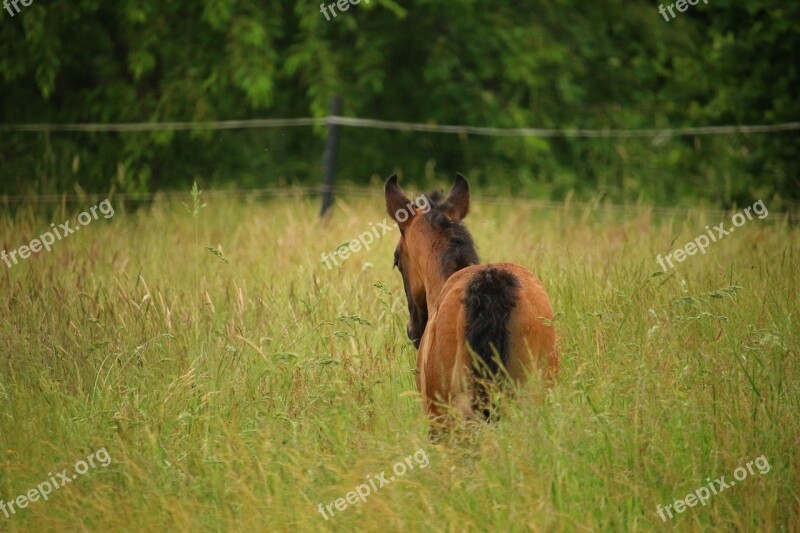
[1,0,797,206]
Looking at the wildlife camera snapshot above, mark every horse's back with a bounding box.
[419,263,557,415]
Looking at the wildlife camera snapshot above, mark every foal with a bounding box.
[385,173,558,425]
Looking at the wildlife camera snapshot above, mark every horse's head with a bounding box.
[384,173,479,348]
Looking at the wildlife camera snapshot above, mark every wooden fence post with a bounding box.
[319,96,341,217]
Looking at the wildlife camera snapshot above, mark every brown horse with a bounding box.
[385,173,558,425]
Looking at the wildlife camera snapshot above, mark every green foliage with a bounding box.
[0,0,797,205]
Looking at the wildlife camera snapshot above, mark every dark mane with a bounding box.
[422,190,480,277]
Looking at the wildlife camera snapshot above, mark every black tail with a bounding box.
[464,267,520,382]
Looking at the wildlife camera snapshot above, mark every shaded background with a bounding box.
[1,0,797,206]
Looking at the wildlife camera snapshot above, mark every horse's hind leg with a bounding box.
[505,289,558,385]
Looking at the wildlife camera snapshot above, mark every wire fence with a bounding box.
[2,116,800,137]
[2,115,798,218]
[2,185,797,221]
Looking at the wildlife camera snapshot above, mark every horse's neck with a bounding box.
[422,260,450,317]
[423,254,480,316]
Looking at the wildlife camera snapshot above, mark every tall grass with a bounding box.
[0,191,797,531]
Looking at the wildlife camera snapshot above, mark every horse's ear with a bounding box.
[385,174,413,230]
[444,173,470,221]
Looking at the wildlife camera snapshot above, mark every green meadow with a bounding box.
[0,189,797,531]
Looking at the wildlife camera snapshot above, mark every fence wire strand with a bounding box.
[2,116,799,137]
[2,186,798,221]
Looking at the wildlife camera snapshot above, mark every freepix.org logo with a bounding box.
[656,200,767,272]
[3,0,34,18]
[658,0,709,22]
[1,448,112,520]
[1,199,115,270]
[317,448,429,521]
[321,193,431,269]
[655,455,770,522]
[320,0,368,21]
